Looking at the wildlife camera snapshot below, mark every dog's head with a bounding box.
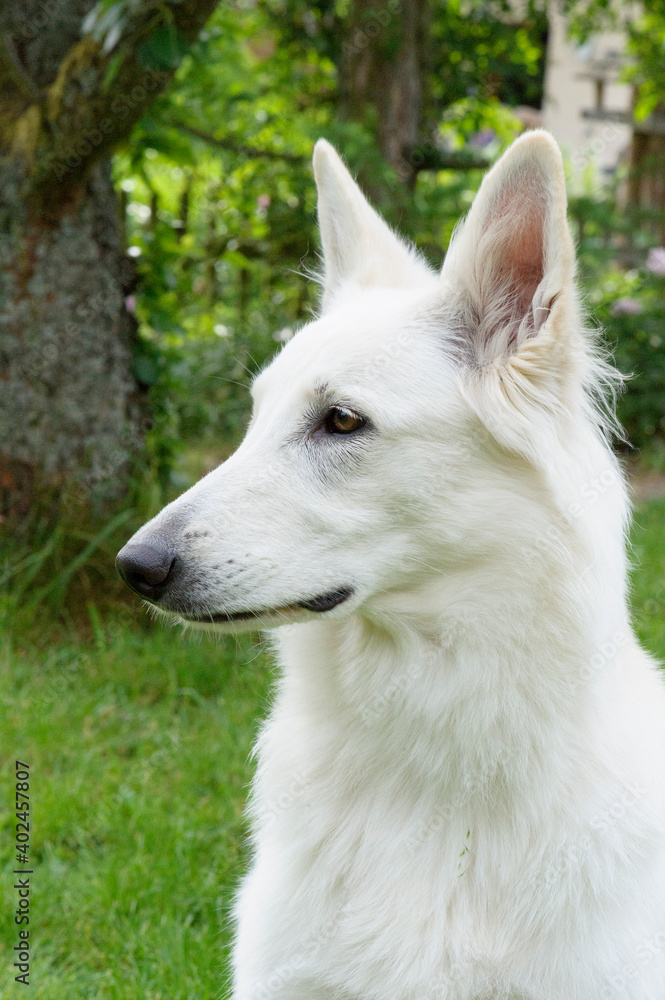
[117,132,623,632]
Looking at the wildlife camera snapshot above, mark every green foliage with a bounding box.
[570,190,665,452]
[114,0,334,464]
[429,0,547,112]
[628,8,665,120]
[592,268,665,452]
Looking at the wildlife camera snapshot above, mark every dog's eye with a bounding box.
[322,406,366,435]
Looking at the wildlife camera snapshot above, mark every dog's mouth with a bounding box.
[181,587,354,624]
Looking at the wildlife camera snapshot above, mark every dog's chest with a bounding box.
[251,762,665,1000]
[245,644,665,1000]
[252,735,547,997]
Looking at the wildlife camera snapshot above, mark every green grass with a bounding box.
[0,617,272,999]
[0,497,664,999]
[630,496,665,655]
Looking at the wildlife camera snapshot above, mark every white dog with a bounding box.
[117,132,665,999]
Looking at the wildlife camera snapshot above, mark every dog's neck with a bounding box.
[276,520,631,813]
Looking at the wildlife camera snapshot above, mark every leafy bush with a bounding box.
[572,192,665,454]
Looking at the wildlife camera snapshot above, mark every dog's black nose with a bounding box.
[116,543,176,601]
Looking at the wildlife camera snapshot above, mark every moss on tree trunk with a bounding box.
[0,0,218,522]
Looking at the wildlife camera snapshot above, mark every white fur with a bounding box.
[124,132,665,999]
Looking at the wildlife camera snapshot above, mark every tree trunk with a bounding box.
[0,0,218,522]
[339,0,431,188]
[0,159,141,518]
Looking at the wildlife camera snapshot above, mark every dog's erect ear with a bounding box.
[441,130,575,365]
[313,139,430,309]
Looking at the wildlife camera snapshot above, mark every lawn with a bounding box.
[1,496,664,999]
[0,618,272,999]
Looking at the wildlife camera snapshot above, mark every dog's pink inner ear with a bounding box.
[481,184,548,348]
[442,135,573,366]
[497,203,544,327]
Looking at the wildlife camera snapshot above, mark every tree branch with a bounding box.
[169,120,308,164]
[14,0,219,211]
[405,144,490,173]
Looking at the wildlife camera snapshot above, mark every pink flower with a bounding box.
[611,297,642,316]
[124,295,137,313]
[646,247,665,275]
[257,194,271,209]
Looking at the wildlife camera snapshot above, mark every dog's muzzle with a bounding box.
[116,540,354,621]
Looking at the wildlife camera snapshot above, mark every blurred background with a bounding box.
[1,1,665,997]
